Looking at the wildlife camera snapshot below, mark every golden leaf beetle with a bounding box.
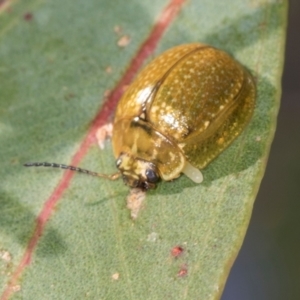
[25,43,256,190]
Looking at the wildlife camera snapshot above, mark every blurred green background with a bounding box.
[222,0,300,299]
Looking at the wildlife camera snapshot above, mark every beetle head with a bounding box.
[116,153,160,190]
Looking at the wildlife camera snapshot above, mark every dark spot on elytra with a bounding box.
[130,118,152,136]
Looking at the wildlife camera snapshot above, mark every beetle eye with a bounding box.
[145,169,159,183]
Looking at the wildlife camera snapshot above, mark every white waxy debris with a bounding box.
[96,123,113,150]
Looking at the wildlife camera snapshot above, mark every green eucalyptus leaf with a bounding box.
[0,0,287,299]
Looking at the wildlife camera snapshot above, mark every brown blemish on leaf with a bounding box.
[171,246,184,258]
[23,12,33,21]
[177,264,188,277]
[105,66,113,74]
[103,89,111,98]
[64,93,75,100]
[113,25,122,35]
[10,157,19,165]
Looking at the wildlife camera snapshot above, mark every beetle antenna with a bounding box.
[24,162,120,180]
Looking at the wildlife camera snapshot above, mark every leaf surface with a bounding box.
[0,0,287,299]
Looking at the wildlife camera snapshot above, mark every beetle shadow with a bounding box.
[0,189,67,257]
[83,191,125,207]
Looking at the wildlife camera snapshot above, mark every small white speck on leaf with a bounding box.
[113,25,122,35]
[117,35,131,47]
[112,272,120,280]
[12,285,21,292]
[0,250,11,263]
[147,232,159,242]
